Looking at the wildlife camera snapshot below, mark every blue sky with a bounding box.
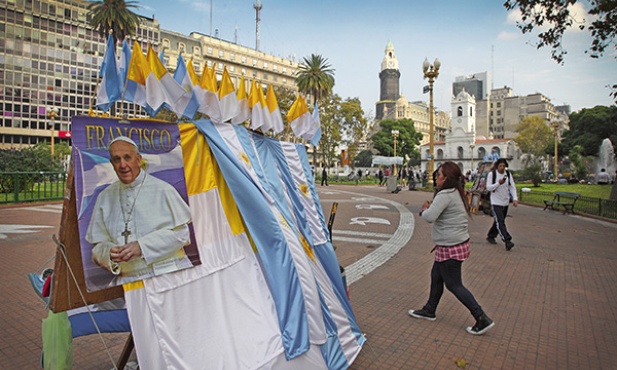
[137,0,615,117]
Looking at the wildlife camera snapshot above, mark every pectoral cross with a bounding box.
[122,222,131,244]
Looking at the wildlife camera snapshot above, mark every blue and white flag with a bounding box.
[172,53,200,119]
[310,103,322,146]
[95,34,121,111]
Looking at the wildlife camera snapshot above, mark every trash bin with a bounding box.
[386,176,398,192]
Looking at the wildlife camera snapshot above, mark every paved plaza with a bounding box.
[1,184,617,369]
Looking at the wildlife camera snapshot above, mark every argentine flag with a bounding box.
[172,53,200,119]
[95,34,121,112]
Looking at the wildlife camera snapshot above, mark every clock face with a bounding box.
[458,118,462,123]
[387,60,395,68]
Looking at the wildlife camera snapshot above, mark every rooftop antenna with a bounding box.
[209,0,213,37]
[234,24,238,44]
[254,0,262,51]
[491,45,495,91]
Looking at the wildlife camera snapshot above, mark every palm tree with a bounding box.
[295,54,335,166]
[87,0,141,43]
[295,54,335,104]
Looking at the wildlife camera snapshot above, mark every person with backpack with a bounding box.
[486,158,518,250]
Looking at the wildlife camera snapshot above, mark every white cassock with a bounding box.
[86,169,193,283]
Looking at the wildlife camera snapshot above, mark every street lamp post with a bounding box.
[551,119,560,179]
[392,129,399,176]
[470,143,476,172]
[423,57,440,186]
[47,107,59,156]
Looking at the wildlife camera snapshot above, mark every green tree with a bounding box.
[339,97,368,166]
[0,143,70,192]
[568,145,590,180]
[355,150,374,167]
[295,54,336,164]
[87,0,141,43]
[295,54,335,103]
[560,105,617,157]
[515,116,553,185]
[504,0,617,100]
[317,94,343,167]
[370,118,423,161]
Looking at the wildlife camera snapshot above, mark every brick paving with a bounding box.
[1,185,617,369]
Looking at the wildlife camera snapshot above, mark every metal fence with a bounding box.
[0,172,67,204]
[517,189,617,220]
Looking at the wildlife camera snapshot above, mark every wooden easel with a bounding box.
[49,161,134,369]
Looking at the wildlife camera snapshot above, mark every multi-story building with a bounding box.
[160,30,299,94]
[453,72,570,139]
[0,0,299,151]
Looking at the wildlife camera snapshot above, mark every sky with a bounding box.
[136,0,615,117]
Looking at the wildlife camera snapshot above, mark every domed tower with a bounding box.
[376,41,401,120]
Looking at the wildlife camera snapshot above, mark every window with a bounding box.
[470,107,473,116]
[207,47,212,55]
[457,106,463,117]
[230,53,235,60]
[241,56,246,63]
[457,147,464,159]
[263,62,268,69]
[218,50,224,57]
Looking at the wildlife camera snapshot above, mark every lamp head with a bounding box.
[422,58,429,73]
[434,58,441,71]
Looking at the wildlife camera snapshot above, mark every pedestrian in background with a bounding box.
[409,161,495,335]
[321,166,329,186]
[486,158,518,250]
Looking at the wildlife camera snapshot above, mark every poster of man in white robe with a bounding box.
[72,116,200,292]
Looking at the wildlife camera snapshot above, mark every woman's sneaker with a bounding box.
[466,314,495,335]
[408,309,436,321]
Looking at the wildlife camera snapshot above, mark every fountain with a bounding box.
[596,138,616,181]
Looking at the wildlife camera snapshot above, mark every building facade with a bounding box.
[0,0,299,151]
[375,41,451,146]
[420,89,522,173]
[375,41,400,121]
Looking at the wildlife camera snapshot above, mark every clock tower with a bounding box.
[376,41,401,120]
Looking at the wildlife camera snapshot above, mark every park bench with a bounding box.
[543,191,580,214]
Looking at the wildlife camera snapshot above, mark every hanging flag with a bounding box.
[198,65,222,123]
[95,34,121,112]
[309,103,322,146]
[256,83,272,131]
[231,75,250,125]
[218,68,240,123]
[158,48,166,65]
[126,41,150,112]
[248,80,265,131]
[287,95,312,138]
[172,53,200,119]
[145,45,187,114]
[265,85,284,134]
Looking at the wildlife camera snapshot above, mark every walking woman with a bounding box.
[409,161,495,335]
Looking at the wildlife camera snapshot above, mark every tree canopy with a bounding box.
[560,105,617,156]
[515,116,553,158]
[87,0,141,43]
[295,54,335,103]
[370,118,423,164]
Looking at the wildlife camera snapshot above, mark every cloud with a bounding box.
[498,31,519,41]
